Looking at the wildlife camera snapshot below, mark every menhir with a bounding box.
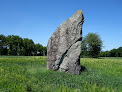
[47,10,84,74]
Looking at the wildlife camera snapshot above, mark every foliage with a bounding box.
[81,33,103,58]
[0,34,7,55]
[0,34,47,56]
[0,56,122,92]
[23,38,35,56]
[99,47,122,57]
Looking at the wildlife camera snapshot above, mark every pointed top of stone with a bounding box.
[71,10,84,21]
[76,10,83,15]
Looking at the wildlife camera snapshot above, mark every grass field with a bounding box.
[99,57,122,59]
[0,56,122,92]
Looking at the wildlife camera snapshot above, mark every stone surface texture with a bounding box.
[47,10,84,74]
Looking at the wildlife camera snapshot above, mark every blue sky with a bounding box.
[0,0,122,51]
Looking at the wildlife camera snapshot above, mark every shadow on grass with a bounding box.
[81,65,86,72]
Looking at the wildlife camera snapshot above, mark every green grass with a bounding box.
[99,57,122,59]
[0,56,34,58]
[0,56,122,92]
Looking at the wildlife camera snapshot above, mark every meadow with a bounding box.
[0,56,122,92]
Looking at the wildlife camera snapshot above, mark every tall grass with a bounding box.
[0,56,122,92]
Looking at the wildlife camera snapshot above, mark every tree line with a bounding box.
[1,33,102,57]
[99,47,122,57]
[1,33,121,57]
[0,34,47,56]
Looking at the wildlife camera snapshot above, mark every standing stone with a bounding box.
[47,10,84,74]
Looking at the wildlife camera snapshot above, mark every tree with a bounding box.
[6,35,23,55]
[116,47,122,57]
[99,51,109,57]
[0,34,8,55]
[43,46,47,56]
[81,38,87,57]
[6,35,13,55]
[23,38,35,56]
[35,43,43,56]
[109,49,117,57]
[81,33,103,58]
